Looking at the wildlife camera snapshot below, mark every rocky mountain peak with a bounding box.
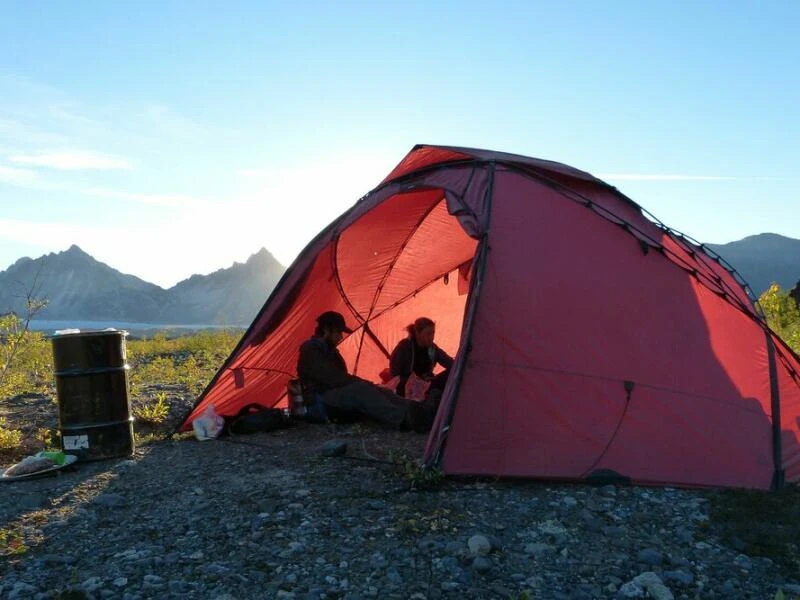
[0,245,286,326]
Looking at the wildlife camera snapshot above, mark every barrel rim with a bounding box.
[61,416,135,431]
[55,365,130,377]
[50,328,129,338]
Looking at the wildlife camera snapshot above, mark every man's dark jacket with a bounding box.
[297,336,359,393]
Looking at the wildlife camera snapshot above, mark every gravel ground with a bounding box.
[2,420,799,600]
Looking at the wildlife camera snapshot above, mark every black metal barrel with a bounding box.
[51,330,134,460]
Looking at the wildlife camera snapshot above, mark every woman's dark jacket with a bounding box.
[389,338,454,380]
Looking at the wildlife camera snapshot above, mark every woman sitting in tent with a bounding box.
[389,317,454,401]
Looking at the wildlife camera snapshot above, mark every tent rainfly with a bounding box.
[179,145,800,489]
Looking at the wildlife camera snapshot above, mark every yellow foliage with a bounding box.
[0,314,51,400]
[759,284,800,353]
[0,527,28,556]
[127,329,240,397]
[0,417,23,450]
[136,392,170,424]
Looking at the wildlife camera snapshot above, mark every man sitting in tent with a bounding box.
[297,311,430,430]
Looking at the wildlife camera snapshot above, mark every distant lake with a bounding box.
[29,320,243,335]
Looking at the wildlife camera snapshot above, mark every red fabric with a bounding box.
[382,147,472,184]
[336,188,443,318]
[383,146,603,187]
[182,242,352,424]
[354,270,469,373]
[180,145,800,489]
[436,170,787,488]
[180,191,477,429]
[445,147,602,185]
[775,341,800,482]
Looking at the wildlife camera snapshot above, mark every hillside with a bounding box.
[0,245,165,322]
[706,233,800,295]
[158,248,285,325]
[0,246,285,325]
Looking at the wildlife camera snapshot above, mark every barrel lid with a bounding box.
[51,328,129,338]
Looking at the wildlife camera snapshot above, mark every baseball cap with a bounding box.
[316,311,353,334]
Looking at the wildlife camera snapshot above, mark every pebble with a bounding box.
[663,569,694,585]
[467,534,492,555]
[523,542,554,556]
[441,582,459,591]
[81,577,104,592]
[695,541,712,550]
[39,554,77,565]
[319,440,348,457]
[618,581,645,598]
[472,556,493,573]
[637,548,663,565]
[733,553,753,570]
[94,493,126,507]
[632,572,674,600]
[444,541,462,555]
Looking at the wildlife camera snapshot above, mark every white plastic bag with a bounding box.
[405,372,431,401]
[192,404,224,441]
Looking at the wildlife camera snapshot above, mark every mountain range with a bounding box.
[0,232,797,327]
[705,233,800,296]
[0,245,285,326]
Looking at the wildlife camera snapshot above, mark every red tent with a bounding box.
[179,145,800,489]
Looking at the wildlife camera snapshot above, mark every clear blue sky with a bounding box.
[1,1,797,287]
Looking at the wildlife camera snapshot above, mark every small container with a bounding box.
[287,379,307,419]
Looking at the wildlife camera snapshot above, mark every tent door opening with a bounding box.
[334,191,480,386]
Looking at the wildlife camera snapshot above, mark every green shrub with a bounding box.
[1,327,242,452]
[0,527,27,556]
[387,449,443,489]
[0,417,23,450]
[759,284,800,353]
[0,313,51,400]
[127,330,241,397]
[136,392,170,425]
[35,426,61,451]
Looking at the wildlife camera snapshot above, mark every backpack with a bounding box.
[226,403,292,435]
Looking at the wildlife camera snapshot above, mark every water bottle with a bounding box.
[287,379,306,418]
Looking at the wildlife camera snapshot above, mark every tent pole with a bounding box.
[766,332,785,490]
